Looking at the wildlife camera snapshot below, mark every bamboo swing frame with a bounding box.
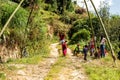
[83,0,117,66]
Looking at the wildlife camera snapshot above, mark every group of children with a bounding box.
[73,36,107,61]
[73,44,89,60]
[59,33,120,61]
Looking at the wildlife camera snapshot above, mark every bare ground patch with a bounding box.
[5,43,88,80]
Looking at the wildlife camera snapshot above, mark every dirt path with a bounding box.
[55,48,88,80]
[7,43,59,80]
[6,43,88,80]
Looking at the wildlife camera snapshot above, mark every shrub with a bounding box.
[68,19,89,39]
[0,73,6,80]
[75,8,86,14]
[59,15,71,24]
[70,29,90,44]
[0,0,28,28]
[0,0,28,50]
[26,9,50,56]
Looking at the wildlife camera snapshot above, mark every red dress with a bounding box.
[62,42,67,56]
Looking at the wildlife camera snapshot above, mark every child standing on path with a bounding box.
[89,37,95,56]
[94,46,101,58]
[83,45,88,60]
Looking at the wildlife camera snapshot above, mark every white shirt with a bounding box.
[100,38,106,45]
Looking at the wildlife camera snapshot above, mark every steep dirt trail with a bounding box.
[7,43,59,80]
[6,43,88,80]
[55,48,88,80]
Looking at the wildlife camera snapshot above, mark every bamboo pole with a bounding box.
[83,0,97,50]
[0,0,24,37]
[89,0,117,65]
[84,0,94,35]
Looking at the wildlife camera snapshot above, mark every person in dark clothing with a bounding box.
[94,46,101,59]
[100,36,106,58]
[83,45,88,60]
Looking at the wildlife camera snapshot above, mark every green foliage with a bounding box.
[111,41,120,53]
[4,27,26,49]
[106,15,120,52]
[66,0,74,12]
[97,1,120,52]
[59,15,71,24]
[0,0,28,28]
[26,9,51,56]
[49,19,70,35]
[109,15,120,41]
[73,19,89,29]
[0,0,51,58]
[0,73,6,80]
[45,57,67,80]
[7,55,45,64]
[10,0,39,7]
[86,67,120,80]
[70,29,90,44]
[45,0,58,12]
[45,0,74,14]
[68,19,90,39]
[83,59,120,80]
[0,0,29,52]
[89,17,102,42]
[59,12,84,24]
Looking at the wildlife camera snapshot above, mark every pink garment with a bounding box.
[62,42,67,56]
[90,39,95,49]
[63,49,67,56]
[100,37,106,45]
